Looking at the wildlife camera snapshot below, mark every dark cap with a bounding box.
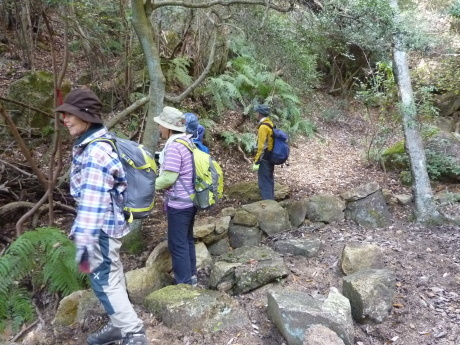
[255,104,270,116]
[54,89,103,124]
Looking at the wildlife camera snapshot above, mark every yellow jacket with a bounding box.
[254,118,274,163]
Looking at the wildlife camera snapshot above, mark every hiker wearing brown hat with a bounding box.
[55,89,148,345]
[154,106,198,286]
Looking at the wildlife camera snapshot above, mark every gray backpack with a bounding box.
[89,134,158,222]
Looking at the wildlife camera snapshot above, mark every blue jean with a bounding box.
[258,158,275,200]
[167,206,197,284]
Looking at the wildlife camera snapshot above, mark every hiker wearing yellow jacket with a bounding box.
[252,104,275,200]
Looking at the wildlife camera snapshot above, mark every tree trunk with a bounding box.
[390,0,442,224]
[131,0,165,153]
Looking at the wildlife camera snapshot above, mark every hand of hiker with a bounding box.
[72,233,96,273]
[252,163,260,171]
[76,246,92,273]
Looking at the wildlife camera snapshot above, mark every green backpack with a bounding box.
[174,138,224,209]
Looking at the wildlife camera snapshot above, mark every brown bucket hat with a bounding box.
[54,89,103,124]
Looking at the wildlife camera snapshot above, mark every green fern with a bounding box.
[164,57,193,87]
[220,130,256,153]
[8,288,34,333]
[0,227,89,331]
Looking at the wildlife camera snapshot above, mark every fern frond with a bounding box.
[8,287,34,332]
[240,132,257,153]
[0,227,89,332]
[165,57,193,87]
[220,131,239,146]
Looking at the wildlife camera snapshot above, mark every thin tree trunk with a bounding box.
[390,0,443,224]
[131,0,165,153]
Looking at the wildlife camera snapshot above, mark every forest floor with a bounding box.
[3,103,460,345]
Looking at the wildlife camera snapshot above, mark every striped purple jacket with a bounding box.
[70,127,129,247]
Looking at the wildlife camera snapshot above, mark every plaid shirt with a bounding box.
[70,127,129,246]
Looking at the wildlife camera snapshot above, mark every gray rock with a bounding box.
[145,285,250,332]
[209,246,289,295]
[267,287,354,345]
[220,207,236,218]
[306,195,345,223]
[228,224,263,249]
[195,242,213,268]
[281,198,309,227]
[227,181,290,203]
[303,324,345,345]
[340,243,384,275]
[242,200,291,235]
[193,217,216,238]
[273,238,322,258]
[342,269,395,323]
[340,182,380,202]
[126,267,172,304]
[345,190,391,228]
[233,209,259,227]
[207,237,230,256]
[215,215,231,234]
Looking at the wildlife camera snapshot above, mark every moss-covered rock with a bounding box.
[6,71,70,130]
[226,181,290,203]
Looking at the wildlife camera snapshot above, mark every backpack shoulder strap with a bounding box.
[259,122,274,130]
[174,137,199,153]
[87,137,117,152]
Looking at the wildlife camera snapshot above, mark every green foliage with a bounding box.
[220,130,256,153]
[382,141,405,156]
[231,8,320,90]
[449,0,460,19]
[425,148,460,180]
[400,170,413,186]
[355,61,398,109]
[203,54,309,137]
[0,227,88,331]
[164,57,193,88]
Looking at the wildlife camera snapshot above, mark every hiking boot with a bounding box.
[121,332,148,345]
[87,322,123,345]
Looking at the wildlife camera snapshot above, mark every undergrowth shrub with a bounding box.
[220,130,256,153]
[202,54,315,141]
[0,227,88,332]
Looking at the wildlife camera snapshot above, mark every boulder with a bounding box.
[280,198,309,227]
[209,245,289,295]
[267,287,354,345]
[145,285,250,332]
[342,269,395,323]
[340,243,384,275]
[228,224,263,249]
[306,195,345,223]
[273,238,322,258]
[345,190,391,228]
[242,200,291,235]
[227,181,290,203]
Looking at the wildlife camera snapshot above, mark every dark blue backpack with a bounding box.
[262,123,289,165]
[193,139,210,154]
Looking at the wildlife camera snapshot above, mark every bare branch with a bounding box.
[0,103,49,189]
[105,96,150,130]
[151,0,294,12]
[0,96,56,120]
[166,29,217,103]
[0,158,34,177]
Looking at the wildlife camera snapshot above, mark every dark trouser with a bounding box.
[167,205,197,284]
[258,158,275,200]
